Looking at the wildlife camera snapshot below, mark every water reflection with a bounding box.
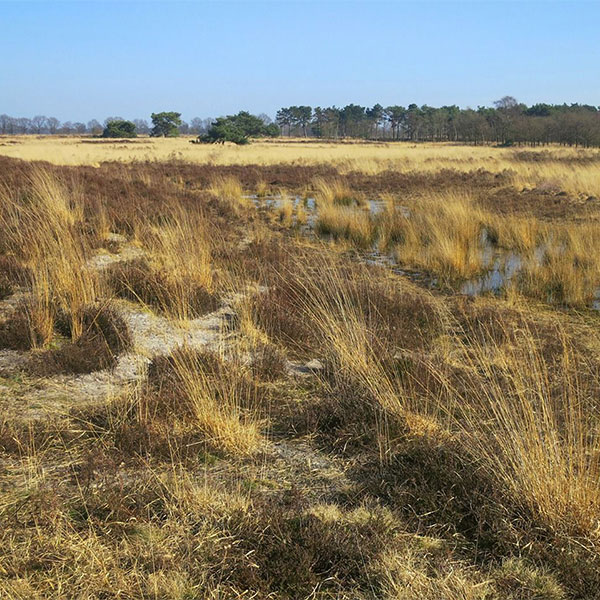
[248,195,600,310]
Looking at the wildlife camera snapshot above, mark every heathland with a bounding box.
[1,137,600,599]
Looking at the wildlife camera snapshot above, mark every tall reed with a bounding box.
[0,169,98,341]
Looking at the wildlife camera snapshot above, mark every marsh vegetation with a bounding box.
[1,141,600,598]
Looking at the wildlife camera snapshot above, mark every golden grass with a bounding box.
[0,169,98,341]
[208,173,242,199]
[316,203,375,248]
[168,350,264,456]
[313,176,362,206]
[493,214,546,252]
[308,186,600,306]
[517,241,600,307]
[451,320,600,536]
[4,136,600,196]
[276,194,294,227]
[295,200,308,226]
[282,255,600,541]
[136,202,214,320]
[255,179,269,197]
[392,192,489,281]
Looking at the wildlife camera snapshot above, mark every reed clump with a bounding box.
[313,176,365,207]
[0,169,99,343]
[392,192,489,281]
[277,194,294,227]
[140,203,216,319]
[316,203,375,248]
[208,174,250,213]
[142,349,264,457]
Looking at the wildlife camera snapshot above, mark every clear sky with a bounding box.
[1,0,599,123]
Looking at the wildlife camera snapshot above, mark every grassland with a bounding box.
[1,140,600,598]
[3,135,600,198]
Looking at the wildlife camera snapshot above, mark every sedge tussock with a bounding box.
[295,201,308,226]
[316,203,375,248]
[0,168,98,340]
[169,350,264,457]
[450,319,600,536]
[313,176,360,206]
[393,191,488,281]
[208,174,250,213]
[139,202,214,320]
[277,195,294,227]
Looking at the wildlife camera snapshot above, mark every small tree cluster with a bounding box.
[102,120,137,138]
[199,111,279,145]
[276,106,312,136]
[150,112,182,137]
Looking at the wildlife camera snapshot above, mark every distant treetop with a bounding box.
[102,119,137,138]
[197,111,279,145]
[150,112,182,137]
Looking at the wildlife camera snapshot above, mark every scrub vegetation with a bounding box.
[1,141,600,599]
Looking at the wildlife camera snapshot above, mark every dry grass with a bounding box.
[316,203,375,248]
[208,174,250,215]
[296,200,308,226]
[247,250,600,592]
[513,224,600,306]
[0,169,98,342]
[133,202,216,319]
[276,194,294,227]
[392,191,489,281]
[313,176,363,207]
[307,186,600,307]
[1,154,599,598]
[255,179,269,197]
[456,329,600,537]
[313,174,374,248]
[492,214,546,252]
[3,136,600,197]
[144,349,264,457]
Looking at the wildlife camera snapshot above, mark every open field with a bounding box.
[1,145,600,598]
[3,135,600,198]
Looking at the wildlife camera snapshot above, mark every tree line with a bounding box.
[0,113,221,137]
[276,97,600,147]
[0,110,278,144]
[3,97,600,146]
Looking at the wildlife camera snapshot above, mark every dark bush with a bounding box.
[0,255,30,300]
[102,120,137,138]
[29,304,132,375]
[0,301,52,350]
[104,258,219,317]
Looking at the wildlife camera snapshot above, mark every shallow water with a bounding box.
[460,253,523,295]
[252,196,600,310]
[460,232,552,296]
[250,194,407,217]
[246,193,314,209]
[368,199,410,217]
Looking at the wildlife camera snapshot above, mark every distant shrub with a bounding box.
[150,111,182,137]
[198,111,280,145]
[102,120,137,138]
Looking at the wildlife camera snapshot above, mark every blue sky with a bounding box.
[1,1,599,122]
